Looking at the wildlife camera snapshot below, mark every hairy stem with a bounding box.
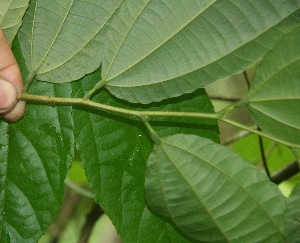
[18,92,300,149]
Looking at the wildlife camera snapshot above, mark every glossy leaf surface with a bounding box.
[0,0,29,45]
[19,0,122,82]
[145,134,286,242]
[103,0,300,103]
[247,26,300,145]
[72,69,218,242]
[0,39,74,242]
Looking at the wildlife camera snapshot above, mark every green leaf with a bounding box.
[0,0,29,45]
[284,183,300,242]
[18,0,122,83]
[103,0,300,103]
[0,38,74,242]
[72,70,218,242]
[145,134,286,242]
[246,26,300,146]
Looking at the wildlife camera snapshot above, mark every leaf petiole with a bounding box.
[23,70,37,92]
[83,79,107,100]
[140,115,161,145]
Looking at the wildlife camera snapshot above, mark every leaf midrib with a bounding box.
[247,44,300,101]
[160,141,228,241]
[32,0,74,73]
[106,2,297,87]
[104,0,217,83]
[103,0,152,80]
[250,105,300,130]
[162,137,285,240]
[39,0,125,75]
[0,0,12,25]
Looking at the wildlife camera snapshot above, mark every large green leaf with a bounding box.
[102,0,300,103]
[72,70,218,242]
[0,0,29,45]
[18,0,122,83]
[284,183,300,242]
[145,134,286,242]
[246,26,300,146]
[0,39,74,242]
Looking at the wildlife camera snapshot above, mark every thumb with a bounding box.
[0,77,18,113]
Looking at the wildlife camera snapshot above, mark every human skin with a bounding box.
[0,28,25,121]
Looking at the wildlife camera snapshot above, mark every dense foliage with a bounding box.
[1,1,300,242]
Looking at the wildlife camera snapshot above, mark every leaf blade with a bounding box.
[103,0,300,103]
[0,39,74,242]
[246,26,300,145]
[19,0,123,83]
[0,0,29,45]
[72,70,218,242]
[145,134,286,242]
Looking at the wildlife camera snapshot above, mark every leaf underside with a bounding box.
[18,0,300,105]
[19,0,123,82]
[145,134,286,242]
[103,0,300,103]
[0,0,29,45]
[247,26,300,146]
[2,0,299,242]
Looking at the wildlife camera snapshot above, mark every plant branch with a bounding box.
[218,117,300,149]
[18,92,300,149]
[257,129,270,178]
[18,92,220,119]
[209,95,242,102]
[65,179,94,199]
[243,71,251,90]
[270,160,300,184]
[79,203,103,243]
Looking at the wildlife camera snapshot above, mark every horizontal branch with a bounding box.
[18,93,219,119]
[18,92,300,149]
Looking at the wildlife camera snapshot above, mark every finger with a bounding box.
[0,28,25,121]
[0,78,17,112]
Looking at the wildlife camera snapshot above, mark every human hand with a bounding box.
[0,28,25,121]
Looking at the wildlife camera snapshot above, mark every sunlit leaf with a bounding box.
[0,38,74,242]
[72,70,218,242]
[284,183,300,242]
[19,0,122,83]
[246,26,300,146]
[0,0,29,45]
[103,0,300,103]
[145,134,286,242]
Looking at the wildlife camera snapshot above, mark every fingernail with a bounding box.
[0,78,17,112]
